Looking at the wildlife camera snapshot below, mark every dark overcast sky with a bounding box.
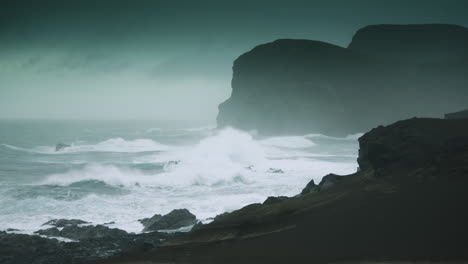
[1,0,467,121]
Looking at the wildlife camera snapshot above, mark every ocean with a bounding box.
[0,119,359,234]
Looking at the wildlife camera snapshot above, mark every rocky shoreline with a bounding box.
[3,117,468,264]
[0,209,197,264]
[97,117,468,263]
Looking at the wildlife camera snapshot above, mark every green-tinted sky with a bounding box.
[1,0,467,121]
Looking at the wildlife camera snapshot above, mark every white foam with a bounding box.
[260,136,316,149]
[0,127,359,234]
[305,133,364,140]
[2,138,171,154]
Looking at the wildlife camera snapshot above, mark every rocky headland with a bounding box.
[217,24,468,136]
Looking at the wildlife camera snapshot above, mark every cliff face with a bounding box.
[217,24,468,136]
[109,118,468,263]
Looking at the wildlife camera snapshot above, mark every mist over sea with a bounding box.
[0,120,359,234]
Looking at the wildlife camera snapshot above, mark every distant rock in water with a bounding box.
[42,219,89,227]
[141,209,197,232]
[55,143,71,152]
[445,109,468,119]
[217,24,468,136]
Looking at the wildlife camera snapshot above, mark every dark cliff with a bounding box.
[104,117,468,263]
[445,109,468,119]
[217,24,468,136]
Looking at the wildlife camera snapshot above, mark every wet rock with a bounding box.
[139,214,162,227]
[55,143,71,152]
[268,168,284,174]
[42,219,89,227]
[317,174,346,190]
[37,225,128,241]
[143,209,197,232]
[35,228,61,237]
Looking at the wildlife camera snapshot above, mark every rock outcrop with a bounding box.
[1,224,175,264]
[110,117,468,263]
[445,109,468,119]
[141,209,197,232]
[35,225,128,241]
[217,24,468,136]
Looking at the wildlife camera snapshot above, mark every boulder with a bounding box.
[143,209,197,232]
[55,143,71,152]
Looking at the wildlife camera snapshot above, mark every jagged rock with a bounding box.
[191,222,205,231]
[263,196,288,205]
[55,143,71,152]
[139,214,162,228]
[300,179,317,195]
[2,227,174,264]
[445,109,468,119]
[35,228,61,237]
[143,209,197,232]
[300,174,346,195]
[42,219,89,227]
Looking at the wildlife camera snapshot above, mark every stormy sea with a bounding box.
[0,119,359,235]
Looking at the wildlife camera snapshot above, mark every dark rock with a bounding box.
[18,224,175,264]
[139,214,162,228]
[317,173,346,190]
[55,143,71,152]
[445,109,468,119]
[143,209,197,232]
[35,228,61,237]
[191,222,205,231]
[42,219,89,227]
[357,118,468,180]
[300,179,317,195]
[348,24,468,62]
[267,168,284,174]
[300,174,346,196]
[0,231,65,264]
[36,225,128,241]
[217,24,468,136]
[263,196,288,205]
[6,228,20,232]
